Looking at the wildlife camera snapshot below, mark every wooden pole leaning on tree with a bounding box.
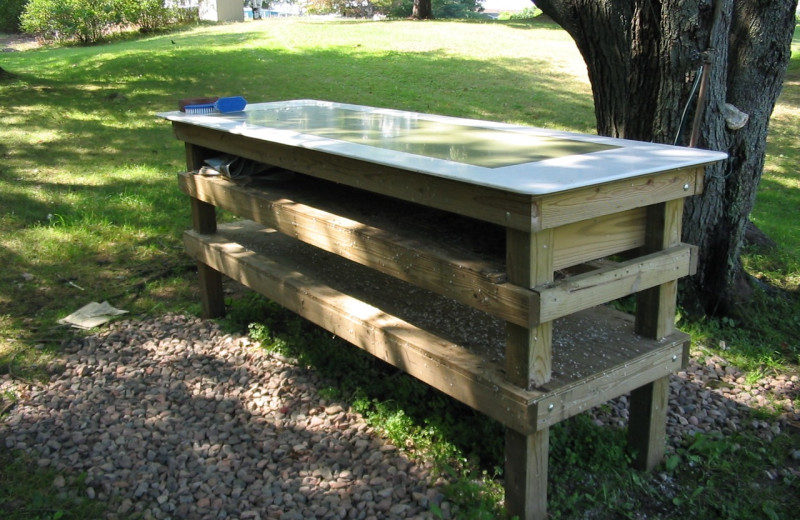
[689,0,726,148]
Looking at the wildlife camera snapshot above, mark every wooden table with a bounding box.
[160,100,726,519]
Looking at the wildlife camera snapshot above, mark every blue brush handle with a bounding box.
[214,96,247,113]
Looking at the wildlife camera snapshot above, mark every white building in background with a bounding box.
[167,0,302,20]
[197,0,245,21]
[165,0,243,22]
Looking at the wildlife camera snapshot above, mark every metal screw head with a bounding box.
[683,183,691,191]
[547,403,555,412]
[672,355,678,362]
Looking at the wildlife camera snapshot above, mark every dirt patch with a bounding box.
[1,33,40,52]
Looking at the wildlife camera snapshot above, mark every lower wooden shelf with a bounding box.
[184,220,689,435]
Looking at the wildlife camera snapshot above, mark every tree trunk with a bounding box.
[534,0,797,316]
[0,66,15,81]
[411,0,434,19]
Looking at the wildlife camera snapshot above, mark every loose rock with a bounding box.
[1,315,797,519]
[0,314,444,519]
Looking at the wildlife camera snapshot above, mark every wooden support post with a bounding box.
[635,200,683,339]
[505,228,553,389]
[505,428,549,520]
[186,143,225,318]
[504,228,554,520]
[629,199,684,470]
[628,376,670,470]
[193,197,225,319]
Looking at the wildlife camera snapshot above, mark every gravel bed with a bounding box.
[2,314,798,519]
[2,315,448,520]
[589,350,799,449]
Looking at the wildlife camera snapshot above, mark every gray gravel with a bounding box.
[1,313,798,519]
[2,315,448,520]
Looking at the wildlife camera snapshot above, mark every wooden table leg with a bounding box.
[628,376,670,470]
[629,199,683,470]
[505,228,554,389]
[505,428,549,520]
[186,143,225,319]
[504,228,554,520]
[191,197,225,319]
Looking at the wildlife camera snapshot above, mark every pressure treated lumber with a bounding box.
[179,173,687,328]
[536,244,697,323]
[534,166,704,230]
[171,123,704,233]
[504,226,554,520]
[183,221,689,434]
[551,207,645,269]
[629,198,685,471]
[505,429,549,520]
[186,144,224,318]
[505,228,554,388]
[178,172,536,327]
[628,377,670,470]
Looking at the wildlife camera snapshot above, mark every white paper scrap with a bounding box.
[58,301,128,329]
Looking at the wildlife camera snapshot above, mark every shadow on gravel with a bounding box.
[0,314,442,519]
[2,313,798,519]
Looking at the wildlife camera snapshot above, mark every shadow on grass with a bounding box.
[0,24,594,337]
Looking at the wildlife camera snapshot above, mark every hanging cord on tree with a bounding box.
[674,64,704,145]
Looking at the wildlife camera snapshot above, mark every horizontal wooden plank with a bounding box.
[183,222,690,433]
[536,244,697,323]
[183,224,537,433]
[172,122,537,231]
[552,207,646,269]
[536,337,688,430]
[535,306,689,429]
[178,172,536,327]
[535,167,704,230]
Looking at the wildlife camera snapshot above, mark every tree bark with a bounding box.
[411,0,434,19]
[534,0,797,316]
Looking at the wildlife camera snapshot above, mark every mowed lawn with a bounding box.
[1,17,798,520]
[0,18,597,347]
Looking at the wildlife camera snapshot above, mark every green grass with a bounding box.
[0,449,106,520]
[0,18,594,369]
[1,18,799,519]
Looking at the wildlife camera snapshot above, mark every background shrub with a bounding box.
[21,0,116,43]
[19,0,192,44]
[498,6,542,20]
[118,0,174,33]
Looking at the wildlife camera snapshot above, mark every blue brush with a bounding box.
[214,96,247,113]
[183,96,247,115]
[183,103,215,114]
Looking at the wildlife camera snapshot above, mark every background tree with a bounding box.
[435,0,483,19]
[411,0,434,19]
[0,0,28,33]
[532,0,798,316]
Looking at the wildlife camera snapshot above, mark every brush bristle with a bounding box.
[184,104,215,115]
